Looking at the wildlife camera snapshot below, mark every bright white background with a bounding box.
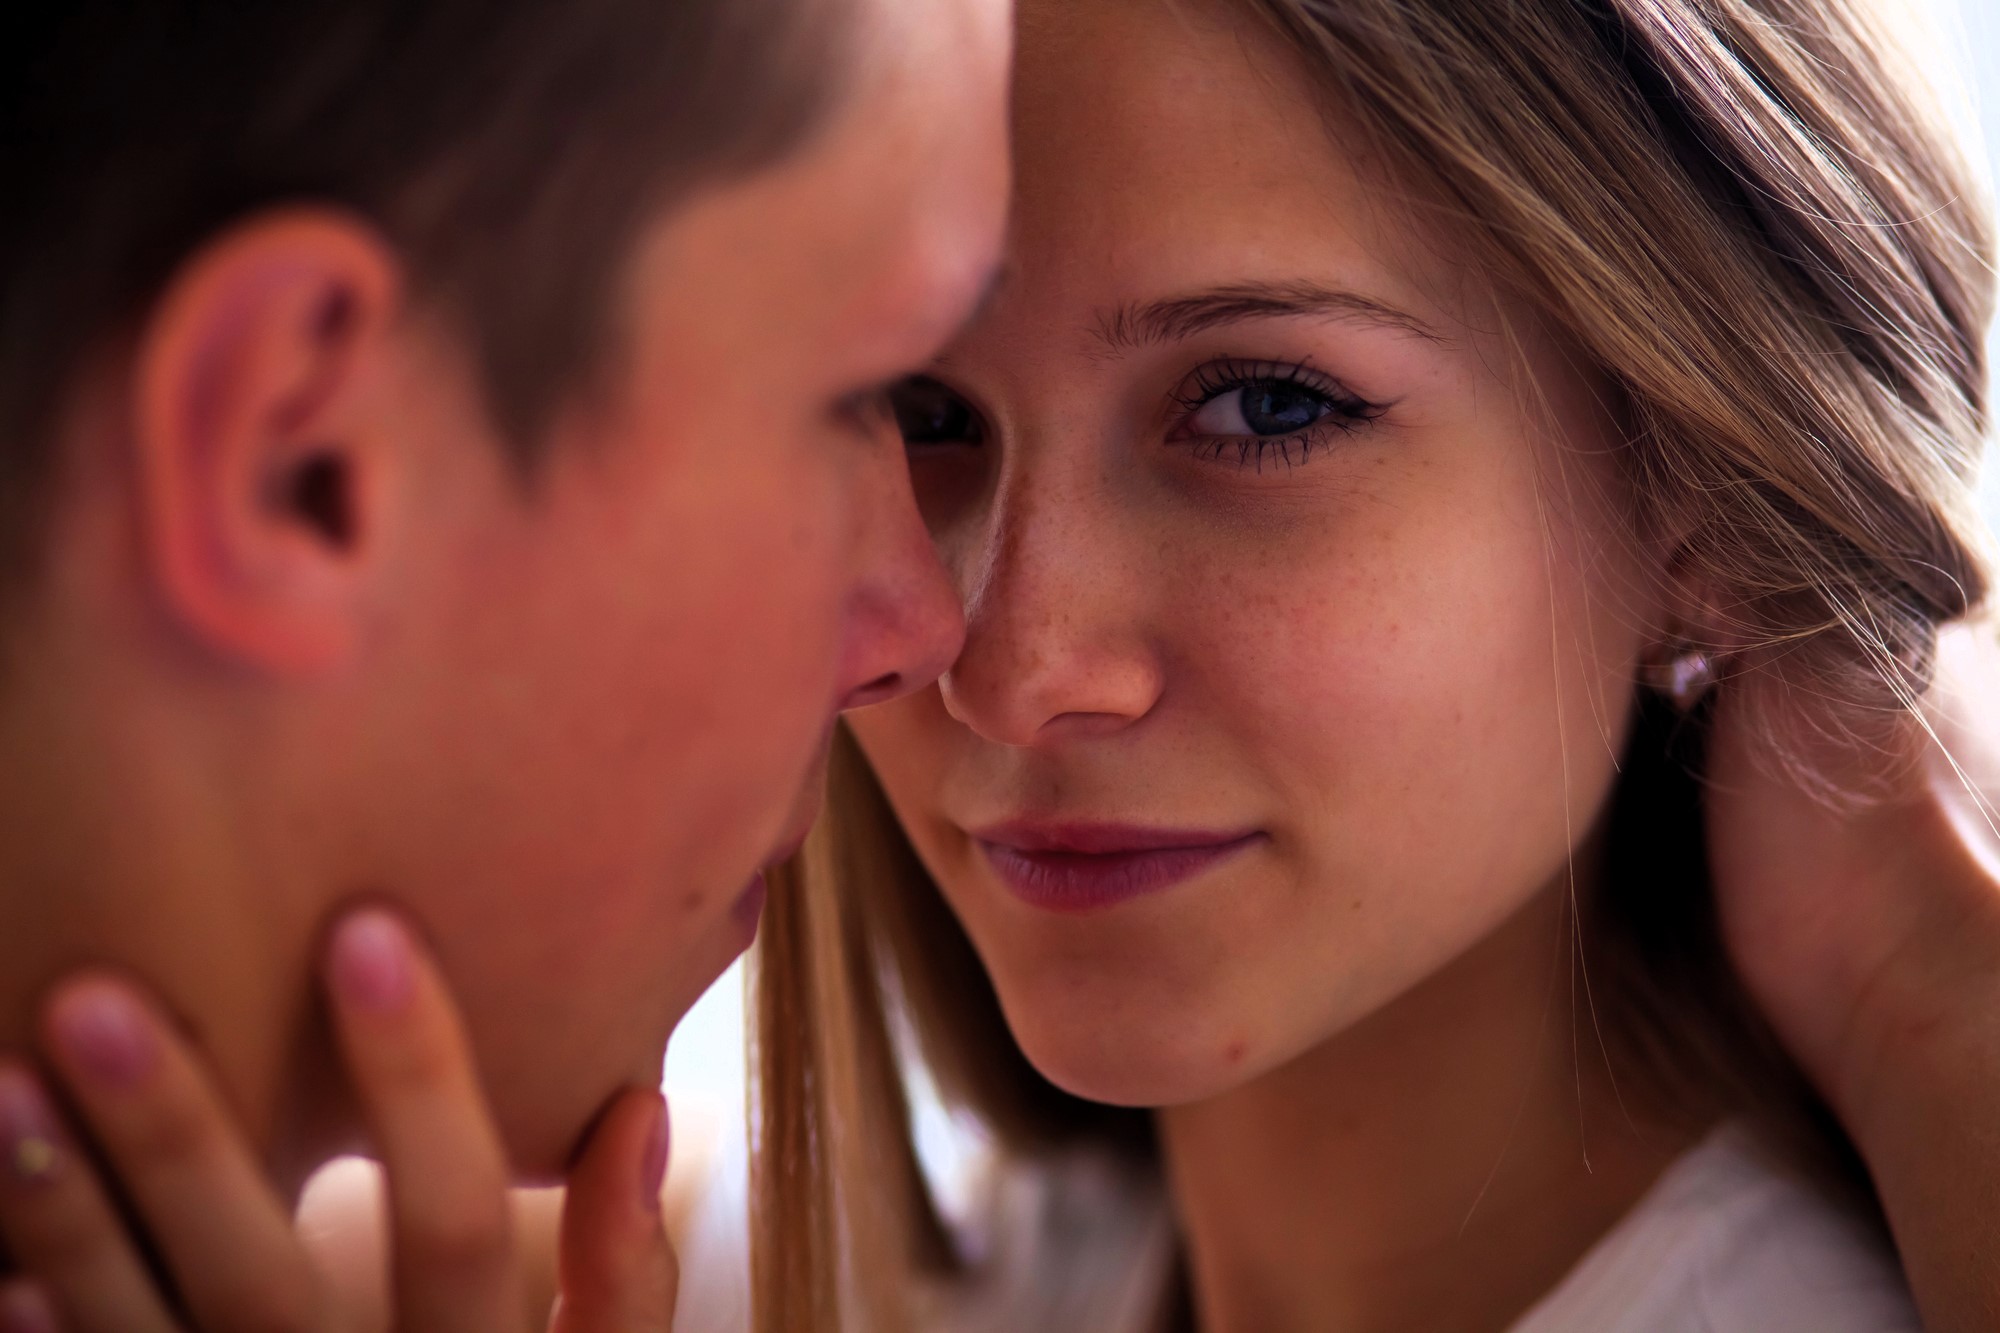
[1950,0,2000,520]
[665,0,2000,1145]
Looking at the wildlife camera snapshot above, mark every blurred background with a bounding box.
[661,0,2000,1189]
[1957,0,2000,522]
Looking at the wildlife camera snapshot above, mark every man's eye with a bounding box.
[1188,382,1336,437]
[889,376,984,446]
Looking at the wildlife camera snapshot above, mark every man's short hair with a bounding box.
[1,0,847,581]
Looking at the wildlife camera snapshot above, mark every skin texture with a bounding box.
[848,0,1710,1328]
[863,0,1656,1109]
[0,0,1009,1205]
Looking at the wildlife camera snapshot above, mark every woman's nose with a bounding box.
[937,485,1162,747]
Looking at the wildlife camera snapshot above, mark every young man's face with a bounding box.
[349,0,1011,1172]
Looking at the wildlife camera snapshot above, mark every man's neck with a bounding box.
[0,632,344,1203]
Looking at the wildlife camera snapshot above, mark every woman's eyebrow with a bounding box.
[1092,280,1446,352]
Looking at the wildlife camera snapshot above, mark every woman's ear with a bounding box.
[132,208,405,675]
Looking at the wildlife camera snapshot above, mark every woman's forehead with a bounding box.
[1004,0,1497,349]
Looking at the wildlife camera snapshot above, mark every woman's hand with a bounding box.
[0,908,678,1332]
[1709,619,2000,1329]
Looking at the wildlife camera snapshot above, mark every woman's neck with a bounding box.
[1155,882,1698,1333]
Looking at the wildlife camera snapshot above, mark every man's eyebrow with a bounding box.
[1092,280,1446,353]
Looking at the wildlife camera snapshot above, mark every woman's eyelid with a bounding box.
[1172,357,1375,417]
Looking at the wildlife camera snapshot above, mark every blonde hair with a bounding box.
[750,1,1996,1327]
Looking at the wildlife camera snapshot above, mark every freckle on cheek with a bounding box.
[680,890,707,916]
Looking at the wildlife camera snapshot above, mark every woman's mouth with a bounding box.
[971,821,1265,914]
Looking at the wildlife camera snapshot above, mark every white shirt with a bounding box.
[1509,1124,1919,1333]
[671,1122,1918,1332]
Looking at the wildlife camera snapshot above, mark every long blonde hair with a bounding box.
[751,1,1996,1327]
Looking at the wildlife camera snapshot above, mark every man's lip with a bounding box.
[731,871,769,932]
[730,823,811,944]
[968,820,1263,856]
[768,827,811,868]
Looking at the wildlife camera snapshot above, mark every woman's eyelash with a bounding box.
[1187,434,1337,469]
[1170,358,1383,470]
[1169,358,1367,415]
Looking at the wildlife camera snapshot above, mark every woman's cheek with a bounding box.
[1199,509,1588,872]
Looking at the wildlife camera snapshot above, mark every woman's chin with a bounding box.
[999,986,1273,1110]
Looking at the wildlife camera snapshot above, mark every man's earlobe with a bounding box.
[133,210,404,675]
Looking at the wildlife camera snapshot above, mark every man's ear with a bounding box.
[133,209,406,675]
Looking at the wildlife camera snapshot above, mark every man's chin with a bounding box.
[487,1018,677,1186]
[510,1066,666,1187]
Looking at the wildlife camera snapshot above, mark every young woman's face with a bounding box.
[847,0,1668,1108]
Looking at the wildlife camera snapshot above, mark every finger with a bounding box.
[39,979,325,1332]
[0,1278,62,1333]
[323,909,524,1333]
[548,1089,676,1333]
[0,1061,180,1333]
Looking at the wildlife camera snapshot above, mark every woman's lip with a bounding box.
[972,825,1265,914]
[970,820,1262,856]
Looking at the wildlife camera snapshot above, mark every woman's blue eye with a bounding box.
[1171,360,1382,468]
[1189,382,1335,437]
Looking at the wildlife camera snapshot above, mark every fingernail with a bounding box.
[328,910,416,1015]
[0,1282,57,1333]
[641,1097,670,1213]
[47,980,157,1090]
[0,1066,61,1189]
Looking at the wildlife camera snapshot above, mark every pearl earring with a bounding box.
[1647,647,1715,710]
